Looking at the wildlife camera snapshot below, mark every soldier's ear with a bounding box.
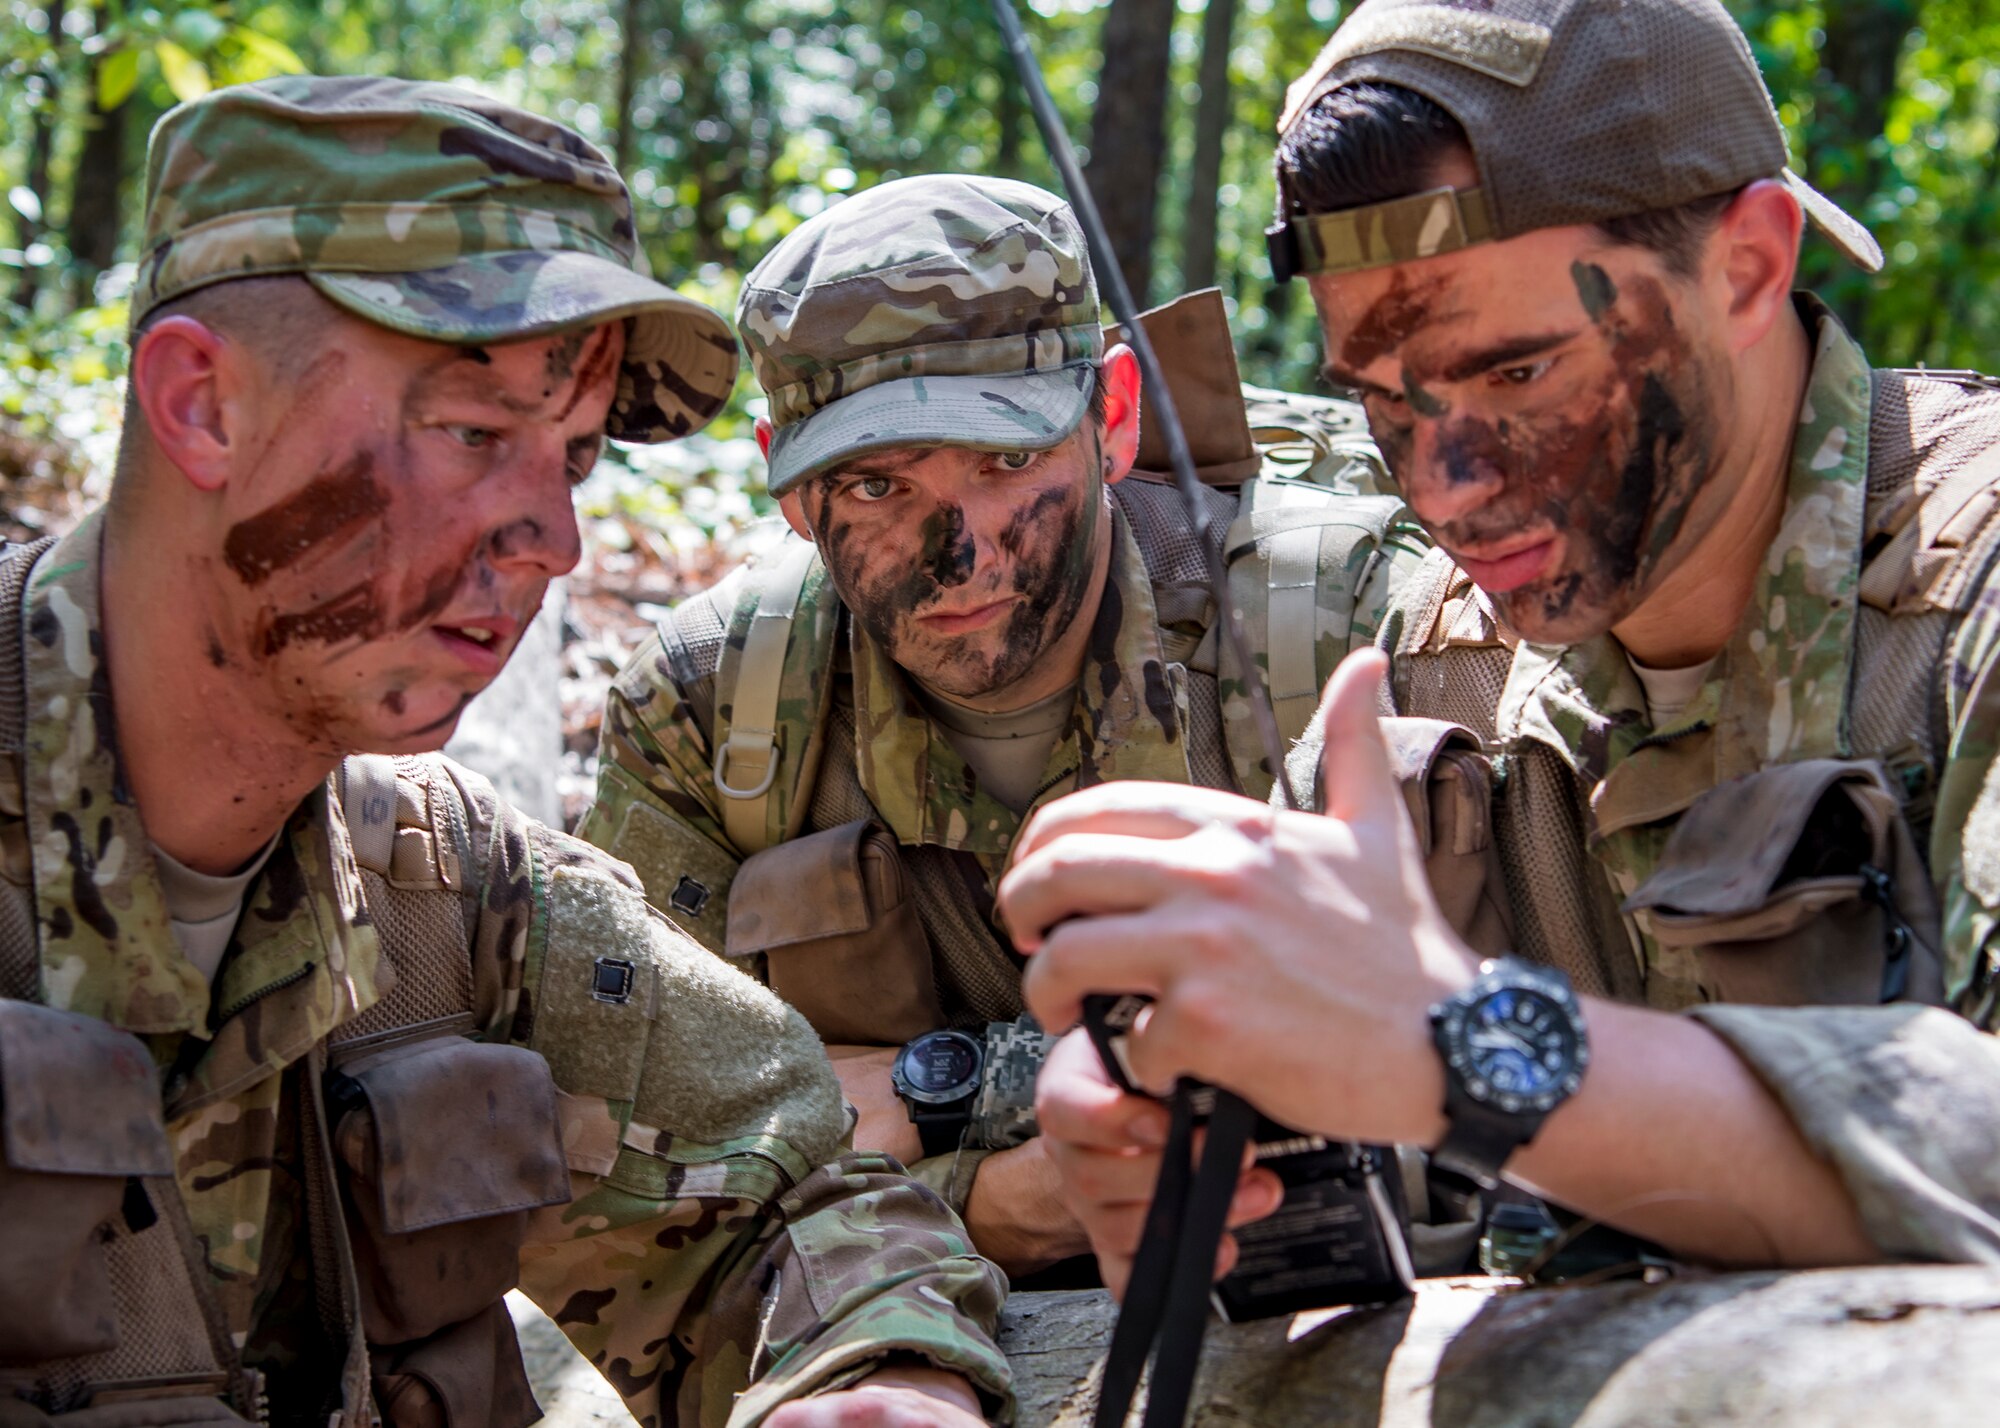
[755,415,776,458]
[130,316,240,493]
[1098,344,1142,485]
[1711,178,1803,357]
[777,488,816,543]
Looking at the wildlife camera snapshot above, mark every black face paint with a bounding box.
[813,441,1105,699]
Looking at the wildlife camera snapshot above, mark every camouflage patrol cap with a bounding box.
[737,174,1102,495]
[133,76,739,443]
[1269,0,1884,281]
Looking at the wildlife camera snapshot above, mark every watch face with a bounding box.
[896,1031,983,1104]
[1443,982,1586,1116]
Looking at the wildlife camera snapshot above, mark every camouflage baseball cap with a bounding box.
[737,174,1102,495]
[133,76,739,443]
[1268,0,1884,282]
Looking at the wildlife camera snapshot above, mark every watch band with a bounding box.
[1430,1092,1546,1186]
[910,1105,972,1159]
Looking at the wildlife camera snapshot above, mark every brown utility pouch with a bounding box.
[0,1001,173,1363]
[1623,759,1945,1007]
[1382,719,1514,960]
[326,1026,572,1349]
[725,817,942,1045]
[369,1300,540,1428]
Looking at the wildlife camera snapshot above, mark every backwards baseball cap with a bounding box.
[132,76,739,443]
[1267,0,1884,282]
[737,174,1102,496]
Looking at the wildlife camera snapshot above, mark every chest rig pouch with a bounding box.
[723,817,941,1046]
[0,1003,258,1423]
[324,755,572,1428]
[324,1020,570,1428]
[1621,759,1945,1007]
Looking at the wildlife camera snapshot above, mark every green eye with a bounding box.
[996,451,1035,470]
[858,476,894,500]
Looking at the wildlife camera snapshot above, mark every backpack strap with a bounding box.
[2,537,55,1003]
[1218,478,1413,799]
[710,538,841,856]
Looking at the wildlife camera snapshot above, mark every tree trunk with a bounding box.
[13,0,66,313]
[1179,0,1237,295]
[613,0,647,176]
[1083,0,1175,308]
[67,12,126,311]
[1804,0,1922,333]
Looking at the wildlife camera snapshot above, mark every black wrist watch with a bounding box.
[1427,958,1589,1186]
[890,1029,986,1158]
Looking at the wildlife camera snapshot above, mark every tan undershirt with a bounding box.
[918,683,1075,815]
[1628,654,1717,730]
[151,836,279,984]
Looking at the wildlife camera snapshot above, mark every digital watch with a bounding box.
[890,1029,986,1158]
[1428,959,1590,1186]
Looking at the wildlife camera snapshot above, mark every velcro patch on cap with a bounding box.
[1293,186,1497,276]
[1281,4,1556,133]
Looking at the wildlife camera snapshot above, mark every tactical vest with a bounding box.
[0,541,562,1425]
[1369,368,2000,1018]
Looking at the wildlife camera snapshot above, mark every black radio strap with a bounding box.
[1094,1087,1257,1428]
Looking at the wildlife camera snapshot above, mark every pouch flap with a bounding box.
[1106,288,1258,482]
[345,1038,570,1234]
[1380,718,1484,853]
[1623,759,1897,919]
[1644,877,1865,947]
[0,1000,170,1176]
[726,817,875,955]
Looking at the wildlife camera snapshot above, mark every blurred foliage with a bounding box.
[6,0,2000,542]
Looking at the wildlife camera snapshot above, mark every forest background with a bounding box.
[0,0,1989,811]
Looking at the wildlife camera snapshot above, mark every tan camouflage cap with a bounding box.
[1269,0,1884,281]
[133,76,739,443]
[737,174,1102,495]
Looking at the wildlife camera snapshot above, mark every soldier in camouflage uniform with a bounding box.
[0,77,1009,1427]
[579,174,1428,1277]
[1012,0,2000,1292]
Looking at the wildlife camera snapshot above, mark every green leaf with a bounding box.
[230,26,307,76]
[96,48,140,111]
[156,39,213,103]
[168,9,229,53]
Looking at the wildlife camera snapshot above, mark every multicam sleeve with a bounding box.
[485,814,1011,1426]
[575,628,744,954]
[1687,585,2000,1263]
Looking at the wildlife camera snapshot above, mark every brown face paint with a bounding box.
[223,453,390,587]
[1341,270,1450,372]
[1419,269,1716,636]
[254,582,381,656]
[553,325,619,422]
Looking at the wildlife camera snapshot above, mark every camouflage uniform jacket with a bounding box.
[1365,299,2000,1261]
[0,514,1011,1424]
[582,476,1425,1200]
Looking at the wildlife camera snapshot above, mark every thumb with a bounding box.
[1316,647,1399,825]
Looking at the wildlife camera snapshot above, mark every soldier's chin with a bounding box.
[353,689,476,755]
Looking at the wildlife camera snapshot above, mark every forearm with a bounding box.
[1506,997,1877,1267]
[960,1139,1092,1277]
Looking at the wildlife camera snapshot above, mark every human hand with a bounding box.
[764,1365,988,1426]
[1000,649,1476,1149]
[825,1044,921,1165]
[1031,1028,1282,1297]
